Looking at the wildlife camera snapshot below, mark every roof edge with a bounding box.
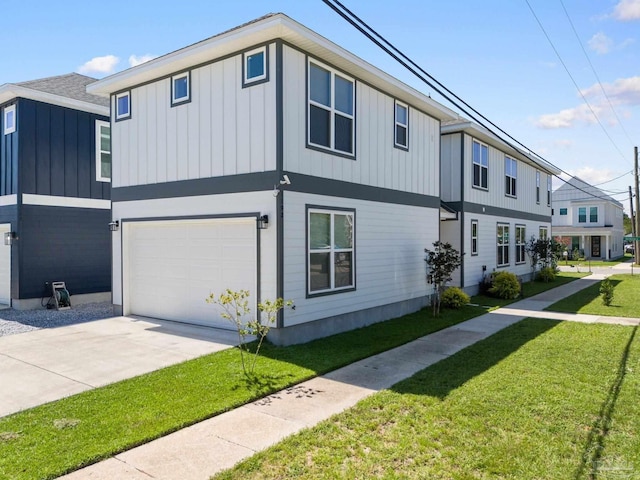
[0,84,109,116]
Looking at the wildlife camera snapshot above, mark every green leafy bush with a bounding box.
[599,278,614,306]
[536,267,556,283]
[488,271,521,299]
[441,287,470,309]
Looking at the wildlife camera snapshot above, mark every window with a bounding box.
[539,226,548,240]
[578,207,586,223]
[590,207,598,223]
[497,223,510,267]
[171,72,190,106]
[308,60,355,155]
[505,156,517,197]
[472,139,488,189]
[95,121,111,182]
[3,104,16,135]
[115,92,131,121]
[308,208,355,295]
[394,100,408,149]
[559,208,567,215]
[471,220,478,256]
[516,225,526,264]
[243,46,268,86]
[547,175,551,206]
[536,171,540,204]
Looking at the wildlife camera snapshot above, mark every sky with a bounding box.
[1,0,639,213]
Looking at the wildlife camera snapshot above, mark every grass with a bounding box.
[559,256,628,268]
[470,271,589,309]
[214,320,640,479]
[546,274,640,318]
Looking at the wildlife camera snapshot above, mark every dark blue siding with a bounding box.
[0,101,18,196]
[19,205,110,299]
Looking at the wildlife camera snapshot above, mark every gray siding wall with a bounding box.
[440,133,462,202]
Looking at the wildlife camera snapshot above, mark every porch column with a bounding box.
[605,235,610,260]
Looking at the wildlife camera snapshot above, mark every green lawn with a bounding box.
[214,321,640,479]
[546,274,640,317]
[559,256,628,268]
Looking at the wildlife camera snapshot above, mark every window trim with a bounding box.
[505,156,517,198]
[306,205,356,298]
[578,207,587,223]
[307,58,356,158]
[171,71,191,106]
[95,120,111,183]
[536,171,540,204]
[115,91,131,121]
[590,206,598,223]
[497,223,510,267]
[472,138,489,190]
[547,175,552,207]
[394,100,409,150]
[471,219,478,256]
[539,226,548,240]
[3,104,16,135]
[242,45,269,87]
[515,224,526,265]
[559,208,568,215]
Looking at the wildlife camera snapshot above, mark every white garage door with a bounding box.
[126,218,257,329]
[0,224,10,305]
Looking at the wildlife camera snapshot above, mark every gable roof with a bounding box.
[88,13,457,122]
[553,176,623,207]
[0,73,109,116]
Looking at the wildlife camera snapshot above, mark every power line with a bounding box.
[591,170,634,186]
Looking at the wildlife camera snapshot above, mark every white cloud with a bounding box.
[612,0,640,20]
[567,166,617,186]
[588,32,614,54]
[77,55,120,75]
[581,76,640,106]
[553,139,573,149]
[535,104,601,129]
[129,54,156,67]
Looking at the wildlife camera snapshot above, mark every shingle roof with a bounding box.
[15,73,109,107]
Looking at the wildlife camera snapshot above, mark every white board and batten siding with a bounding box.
[0,224,11,305]
[282,191,437,327]
[111,43,278,189]
[282,45,440,196]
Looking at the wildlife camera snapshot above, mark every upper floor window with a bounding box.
[536,171,540,204]
[515,225,526,264]
[547,175,552,206]
[505,156,517,197]
[471,220,478,256]
[578,207,587,223]
[497,223,510,267]
[95,120,111,182]
[590,207,598,223]
[559,208,568,215]
[115,92,131,121]
[472,139,488,189]
[171,72,190,106]
[243,46,268,86]
[308,60,354,156]
[3,104,16,135]
[308,207,355,295]
[394,100,408,150]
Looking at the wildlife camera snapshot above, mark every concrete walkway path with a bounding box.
[60,273,640,480]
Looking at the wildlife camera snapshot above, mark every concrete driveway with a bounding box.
[0,316,238,417]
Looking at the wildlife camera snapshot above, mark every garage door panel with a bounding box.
[127,218,257,329]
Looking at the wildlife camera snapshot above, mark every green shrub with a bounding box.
[488,271,521,299]
[599,278,614,306]
[441,287,470,309]
[536,267,556,283]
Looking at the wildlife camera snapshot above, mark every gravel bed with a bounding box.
[0,302,115,338]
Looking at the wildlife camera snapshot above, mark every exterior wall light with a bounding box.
[257,215,269,230]
[108,220,120,232]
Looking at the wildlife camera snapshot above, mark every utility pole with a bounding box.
[635,147,640,265]
[629,186,636,239]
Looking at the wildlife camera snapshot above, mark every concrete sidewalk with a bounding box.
[61,273,640,480]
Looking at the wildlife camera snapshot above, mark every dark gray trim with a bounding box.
[515,223,526,265]
[122,212,261,223]
[536,170,541,205]
[447,201,552,223]
[242,43,270,88]
[275,40,285,329]
[170,70,192,107]
[497,221,510,268]
[305,204,356,299]
[470,218,479,256]
[459,132,465,286]
[504,156,517,199]
[471,137,488,190]
[114,91,131,122]
[111,172,278,202]
[393,99,409,151]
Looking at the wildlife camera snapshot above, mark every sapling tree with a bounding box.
[424,241,462,316]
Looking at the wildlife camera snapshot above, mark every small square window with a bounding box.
[171,72,190,106]
[115,92,131,121]
[394,100,408,150]
[559,208,567,215]
[3,104,16,135]
[243,46,268,86]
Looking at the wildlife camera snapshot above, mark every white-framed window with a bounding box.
[243,45,268,86]
[516,225,526,264]
[171,71,190,106]
[578,207,587,223]
[308,207,355,295]
[472,139,488,189]
[95,120,111,182]
[471,219,478,256]
[505,156,517,197]
[539,226,548,239]
[547,175,552,206]
[497,223,510,267]
[3,104,16,135]
[308,59,355,155]
[590,207,598,223]
[394,100,408,149]
[559,208,568,215]
[536,171,540,204]
[115,91,131,121]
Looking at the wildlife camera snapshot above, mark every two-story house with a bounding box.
[87,13,458,345]
[440,120,561,294]
[0,73,111,308]
[551,176,624,259]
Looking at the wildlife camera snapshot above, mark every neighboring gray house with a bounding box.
[87,13,458,345]
[440,119,561,294]
[551,176,624,259]
[0,73,112,308]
